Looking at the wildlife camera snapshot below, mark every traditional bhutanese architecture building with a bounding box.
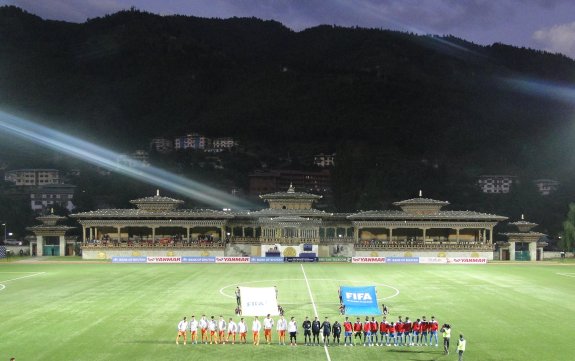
[499,215,547,261]
[70,187,508,260]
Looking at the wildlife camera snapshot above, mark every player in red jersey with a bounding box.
[343,317,353,346]
[362,317,372,346]
[387,322,396,346]
[404,317,413,346]
[420,316,429,346]
[430,316,439,346]
[370,317,379,346]
[395,317,404,346]
[379,317,388,346]
[412,318,421,345]
[353,317,363,345]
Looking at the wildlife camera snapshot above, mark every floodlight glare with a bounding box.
[0,110,254,210]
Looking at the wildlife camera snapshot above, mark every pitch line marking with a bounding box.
[219,278,400,303]
[556,272,575,278]
[301,264,331,361]
[0,272,45,292]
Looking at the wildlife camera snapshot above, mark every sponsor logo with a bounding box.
[345,292,373,301]
[419,257,448,264]
[147,256,182,263]
[250,257,284,263]
[447,258,487,264]
[351,257,386,264]
[181,256,215,263]
[386,257,419,264]
[215,257,250,263]
[111,256,147,263]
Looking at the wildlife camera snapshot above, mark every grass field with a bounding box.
[1,259,574,360]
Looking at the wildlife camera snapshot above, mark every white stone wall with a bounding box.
[353,250,494,260]
[543,251,574,259]
[82,248,225,260]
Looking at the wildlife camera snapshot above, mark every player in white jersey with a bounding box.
[288,317,298,346]
[189,316,199,344]
[252,316,262,345]
[263,314,274,344]
[176,317,188,345]
[218,316,227,344]
[227,318,238,344]
[276,315,287,345]
[208,316,217,344]
[199,315,208,344]
[238,317,247,344]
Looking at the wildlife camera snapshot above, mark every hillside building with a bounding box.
[478,175,516,194]
[5,169,60,186]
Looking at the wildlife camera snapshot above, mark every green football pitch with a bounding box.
[1,259,574,361]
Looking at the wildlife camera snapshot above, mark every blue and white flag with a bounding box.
[0,246,6,259]
[340,286,381,315]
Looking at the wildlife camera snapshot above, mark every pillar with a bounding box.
[186,227,190,241]
[489,227,493,244]
[456,228,460,242]
[59,235,66,256]
[389,228,393,242]
[528,241,537,261]
[117,227,121,242]
[37,235,44,256]
[89,227,93,240]
[354,227,359,242]
[152,227,156,241]
[422,228,427,242]
[509,242,516,261]
[82,225,86,243]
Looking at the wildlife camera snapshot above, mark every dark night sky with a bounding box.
[3,0,575,58]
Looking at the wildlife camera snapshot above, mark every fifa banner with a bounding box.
[240,287,280,316]
[341,286,381,315]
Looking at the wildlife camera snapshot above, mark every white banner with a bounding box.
[351,257,386,264]
[215,257,250,263]
[419,257,448,264]
[146,256,181,263]
[239,287,279,316]
[447,258,487,264]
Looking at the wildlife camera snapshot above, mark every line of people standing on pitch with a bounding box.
[340,315,442,347]
[176,314,299,346]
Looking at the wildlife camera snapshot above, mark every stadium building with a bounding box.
[70,185,508,260]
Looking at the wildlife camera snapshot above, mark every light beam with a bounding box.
[0,110,255,210]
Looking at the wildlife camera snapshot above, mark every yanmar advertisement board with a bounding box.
[351,257,386,264]
[146,256,182,264]
[215,257,250,264]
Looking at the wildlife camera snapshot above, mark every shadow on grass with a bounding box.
[123,340,176,345]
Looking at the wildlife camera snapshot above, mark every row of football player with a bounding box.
[176,314,445,346]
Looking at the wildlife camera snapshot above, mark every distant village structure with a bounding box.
[68,186,525,261]
[249,169,331,195]
[4,169,60,186]
[478,175,516,194]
